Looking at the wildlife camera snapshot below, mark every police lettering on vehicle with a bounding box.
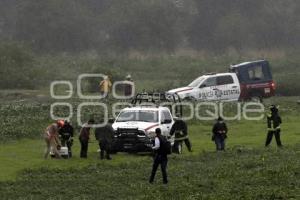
[199,89,240,99]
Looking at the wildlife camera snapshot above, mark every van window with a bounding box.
[200,77,217,88]
[248,65,264,81]
[217,75,234,85]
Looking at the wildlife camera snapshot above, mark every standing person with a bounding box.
[99,75,112,98]
[94,120,115,160]
[44,120,64,159]
[124,74,134,97]
[212,117,228,151]
[59,120,74,158]
[79,119,94,158]
[170,118,192,153]
[265,105,282,147]
[149,128,168,184]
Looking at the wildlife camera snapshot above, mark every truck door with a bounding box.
[198,76,217,101]
[160,110,173,136]
[216,74,240,101]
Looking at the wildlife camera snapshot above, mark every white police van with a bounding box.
[167,60,275,102]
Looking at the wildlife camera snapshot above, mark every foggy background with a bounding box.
[0,0,299,94]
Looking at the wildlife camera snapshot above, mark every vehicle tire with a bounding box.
[250,95,263,103]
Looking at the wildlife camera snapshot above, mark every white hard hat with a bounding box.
[126,74,132,79]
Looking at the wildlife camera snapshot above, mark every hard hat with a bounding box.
[56,120,65,128]
[126,74,132,79]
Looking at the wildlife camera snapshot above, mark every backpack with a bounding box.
[158,136,172,155]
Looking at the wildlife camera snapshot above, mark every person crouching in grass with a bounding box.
[44,120,64,159]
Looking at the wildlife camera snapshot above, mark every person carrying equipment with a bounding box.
[59,120,74,158]
[170,118,192,153]
[212,117,228,151]
[265,105,282,147]
[44,120,64,159]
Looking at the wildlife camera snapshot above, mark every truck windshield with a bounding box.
[116,111,158,122]
[188,77,204,87]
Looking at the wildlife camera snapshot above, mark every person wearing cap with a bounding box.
[265,105,282,147]
[170,118,192,153]
[149,128,168,184]
[212,117,228,151]
[124,74,134,97]
[79,119,95,158]
[59,120,74,157]
[99,75,112,98]
[94,120,115,160]
[44,120,63,159]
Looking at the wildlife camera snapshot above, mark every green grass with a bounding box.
[1,142,300,199]
[0,95,300,199]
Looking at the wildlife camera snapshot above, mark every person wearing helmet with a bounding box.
[265,105,282,147]
[99,75,112,98]
[124,74,134,97]
[212,117,228,151]
[43,120,63,159]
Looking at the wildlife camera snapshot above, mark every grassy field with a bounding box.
[0,92,300,199]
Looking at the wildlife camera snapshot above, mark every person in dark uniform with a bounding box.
[149,128,168,184]
[94,120,115,160]
[59,120,74,157]
[170,118,192,153]
[79,119,94,158]
[212,117,228,151]
[265,105,282,147]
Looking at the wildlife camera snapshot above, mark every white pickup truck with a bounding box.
[110,93,182,153]
[167,60,275,101]
[168,72,241,101]
[111,106,175,153]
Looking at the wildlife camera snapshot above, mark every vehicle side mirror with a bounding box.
[200,84,206,88]
[161,119,172,124]
[108,118,115,124]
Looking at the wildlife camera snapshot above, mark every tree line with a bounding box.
[0,0,299,54]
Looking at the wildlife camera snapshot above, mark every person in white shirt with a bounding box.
[149,128,168,184]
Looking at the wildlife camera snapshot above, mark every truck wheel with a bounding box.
[250,96,263,103]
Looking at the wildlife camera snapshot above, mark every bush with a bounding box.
[0,41,38,89]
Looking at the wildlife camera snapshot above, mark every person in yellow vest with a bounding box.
[99,75,112,98]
